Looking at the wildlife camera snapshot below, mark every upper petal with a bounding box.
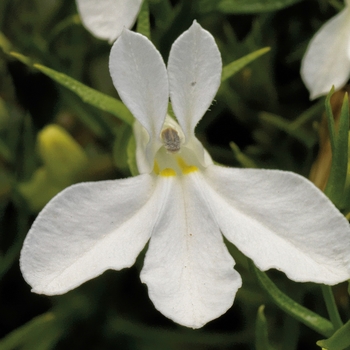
[76,0,142,43]
[300,6,350,99]
[141,174,241,328]
[110,29,169,172]
[20,174,163,295]
[201,165,350,285]
[168,21,222,140]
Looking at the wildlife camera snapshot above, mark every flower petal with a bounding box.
[201,165,350,285]
[110,29,169,172]
[141,175,241,328]
[20,174,163,295]
[300,6,350,99]
[168,21,222,140]
[76,0,142,43]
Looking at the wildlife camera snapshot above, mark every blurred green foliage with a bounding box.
[0,0,349,349]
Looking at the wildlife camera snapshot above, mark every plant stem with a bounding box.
[321,285,343,330]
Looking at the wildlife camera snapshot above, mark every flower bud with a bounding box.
[38,124,88,185]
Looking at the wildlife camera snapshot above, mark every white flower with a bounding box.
[301,0,350,99]
[20,22,350,329]
[76,0,142,43]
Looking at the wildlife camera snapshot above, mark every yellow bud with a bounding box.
[38,125,88,185]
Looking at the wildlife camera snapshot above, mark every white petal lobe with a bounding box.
[168,21,222,139]
[110,29,169,172]
[20,175,163,295]
[301,6,350,99]
[203,165,350,284]
[76,0,142,43]
[141,175,241,328]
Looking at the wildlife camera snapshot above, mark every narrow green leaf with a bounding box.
[290,98,325,130]
[325,87,337,156]
[317,320,350,350]
[113,123,132,172]
[32,63,134,125]
[49,14,80,41]
[127,135,139,176]
[8,51,33,66]
[229,141,258,168]
[252,263,334,337]
[3,49,134,127]
[137,0,151,39]
[63,92,113,139]
[0,137,12,162]
[217,0,303,13]
[259,112,316,148]
[256,305,274,350]
[0,31,12,53]
[324,92,349,206]
[0,313,62,350]
[198,0,302,13]
[221,47,270,82]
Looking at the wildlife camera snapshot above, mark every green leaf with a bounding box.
[113,123,133,172]
[252,263,334,338]
[0,137,12,163]
[259,112,316,148]
[0,313,62,350]
[290,99,325,131]
[137,0,151,39]
[0,31,13,53]
[49,14,80,41]
[218,0,303,13]
[3,49,134,127]
[64,92,113,139]
[127,134,139,176]
[317,320,350,350]
[324,88,337,163]
[324,91,349,207]
[198,0,302,13]
[230,141,258,168]
[221,47,271,82]
[31,63,134,126]
[256,305,274,350]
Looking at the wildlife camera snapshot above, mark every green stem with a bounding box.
[321,285,343,330]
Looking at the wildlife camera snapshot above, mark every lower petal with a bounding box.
[20,174,161,295]
[202,165,350,284]
[141,175,241,329]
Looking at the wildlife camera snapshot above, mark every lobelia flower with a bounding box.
[76,0,142,43]
[301,0,350,99]
[20,22,350,329]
